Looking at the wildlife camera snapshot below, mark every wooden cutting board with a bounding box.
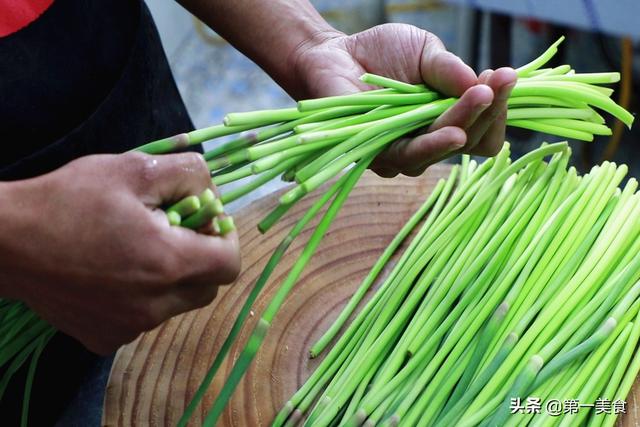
[102,165,640,427]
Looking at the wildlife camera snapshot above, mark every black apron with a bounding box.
[0,1,196,424]
[0,0,195,179]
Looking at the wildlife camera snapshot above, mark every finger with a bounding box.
[465,67,517,150]
[370,166,400,178]
[169,226,241,288]
[123,152,213,206]
[374,126,466,174]
[428,84,493,132]
[470,106,508,156]
[159,280,220,318]
[151,228,240,317]
[478,69,494,84]
[420,34,477,97]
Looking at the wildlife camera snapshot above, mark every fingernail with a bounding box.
[470,102,491,123]
[451,135,467,150]
[477,102,492,112]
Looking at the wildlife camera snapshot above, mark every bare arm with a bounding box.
[0,152,240,354]
[179,0,516,176]
[177,0,338,98]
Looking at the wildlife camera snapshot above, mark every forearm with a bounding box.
[177,0,340,98]
[0,179,40,300]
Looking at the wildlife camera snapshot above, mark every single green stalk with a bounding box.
[297,92,438,112]
[199,188,215,205]
[251,136,347,175]
[167,195,201,217]
[529,72,620,84]
[166,211,181,226]
[181,199,224,230]
[527,64,572,78]
[533,118,612,135]
[507,119,594,141]
[216,217,235,235]
[224,107,316,127]
[135,123,255,154]
[506,95,586,109]
[516,36,565,77]
[359,73,428,93]
[506,107,600,121]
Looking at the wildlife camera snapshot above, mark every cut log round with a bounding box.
[102,165,638,426]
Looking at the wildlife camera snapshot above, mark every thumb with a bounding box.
[420,34,478,97]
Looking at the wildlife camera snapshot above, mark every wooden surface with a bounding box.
[103,165,640,427]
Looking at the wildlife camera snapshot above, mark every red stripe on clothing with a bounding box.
[0,0,54,37]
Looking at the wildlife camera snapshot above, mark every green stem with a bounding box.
[178,167,358,427]
[201,156,373,427]
[309,175,447,357]
[297,92,438,112]
[359,73,428,93]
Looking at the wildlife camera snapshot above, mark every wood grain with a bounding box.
[103,167,444,426]
[103,165,640,427]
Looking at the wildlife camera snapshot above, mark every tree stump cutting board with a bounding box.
[103,165,640,426]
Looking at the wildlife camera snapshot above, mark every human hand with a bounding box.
[289,23,517,176]
[0,152,240,354]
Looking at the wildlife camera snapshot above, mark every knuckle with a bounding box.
[123,152,162,187]
[181,152,207,172]
[177,152,211,188]
[423,31,443,51]
[123,151,151,169]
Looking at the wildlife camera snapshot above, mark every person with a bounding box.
[0,0,516,424]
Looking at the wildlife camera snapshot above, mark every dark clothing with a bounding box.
[0,0,195,424]
[0,0,194,180]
